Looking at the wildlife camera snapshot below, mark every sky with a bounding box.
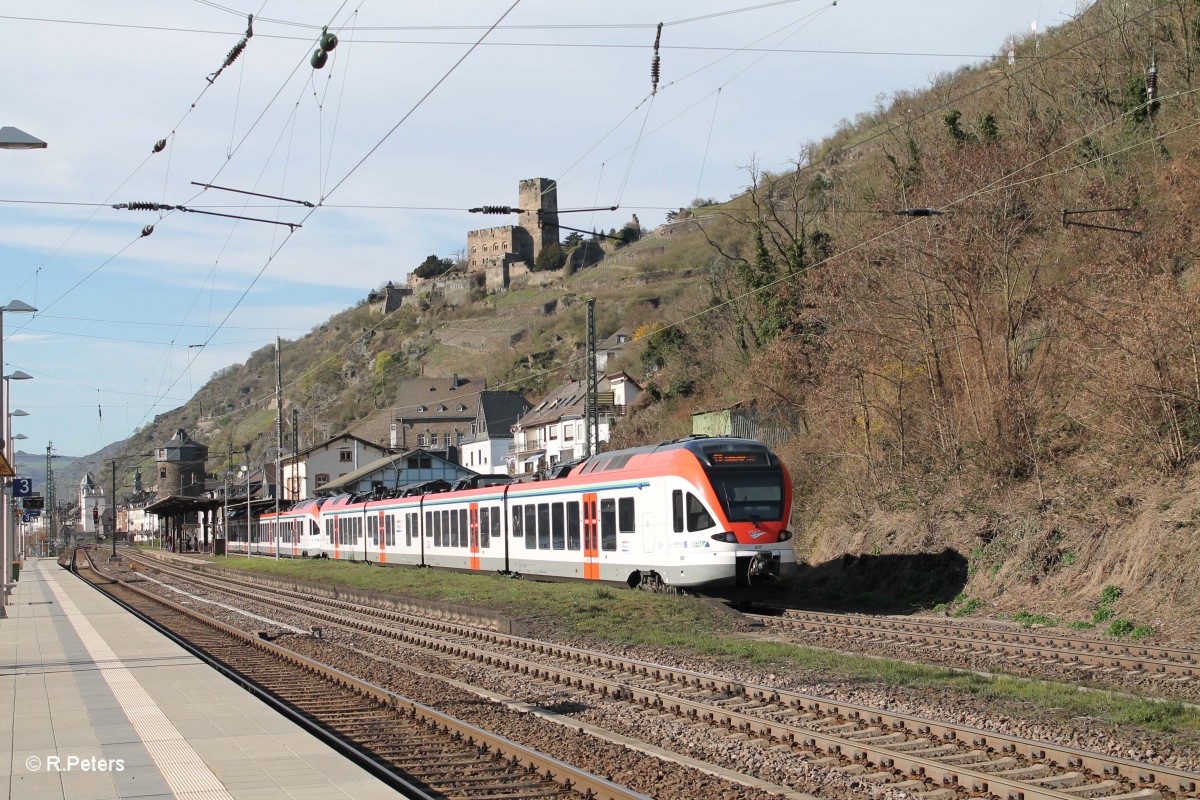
[1,0,1081,463]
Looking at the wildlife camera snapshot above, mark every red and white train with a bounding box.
[232,437,797,589]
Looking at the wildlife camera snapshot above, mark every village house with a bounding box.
[459,391,533,475]
[281,433,391,501]
[315,449,475,497]
[509,372,640,475]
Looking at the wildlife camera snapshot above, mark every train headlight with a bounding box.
[710,532,739,544]
[778,530,793,541]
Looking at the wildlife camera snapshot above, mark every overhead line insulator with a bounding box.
[207,15,254,84]
[651,22,663,95]
[469,205,521,215]
[113,202,175,211]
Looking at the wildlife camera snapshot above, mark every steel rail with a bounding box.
[75,550,652,800]
[754,610,1198,678]
[127,549,1200,800]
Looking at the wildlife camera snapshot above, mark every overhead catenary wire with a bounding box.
[142,6,1171,424]
[7,2,1170,456]
[114,2,524,443]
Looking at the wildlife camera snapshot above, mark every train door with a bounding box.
[377,511,386,564]
[582,493,599,580]
[469,504,480,570]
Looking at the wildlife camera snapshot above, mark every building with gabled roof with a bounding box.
[281,432,391,501]
[390,375,485,453]
[596,325,634,372]
[460,390,533,475]
[509,372,640,475]
[315,449,475,497]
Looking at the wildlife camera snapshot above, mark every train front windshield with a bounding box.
[708,471,784,522]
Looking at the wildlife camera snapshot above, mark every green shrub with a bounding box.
[1093,607,1114,624]
[1066,620,1095,629]
[1060,551,1077,567]
[534,242,566,271]
[1106,618,1134,637]
[1099,585,1123,606]
[1130,625,1154,640]
[952,597,983,617]
[1013,611,1055,627]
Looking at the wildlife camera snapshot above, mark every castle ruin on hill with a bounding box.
[381,178,563,309]
[465,177,560,293]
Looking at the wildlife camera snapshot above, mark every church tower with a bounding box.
[79,472,106,538]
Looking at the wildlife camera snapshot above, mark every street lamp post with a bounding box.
[5,393,30,582]
[10,432,26,558]
[111,461,118,561]
[239,464,254,559]
[0,302,37,616]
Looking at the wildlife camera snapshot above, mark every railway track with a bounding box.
[121,548,1200,800]
[744,608,1199,689]
[71,550,651,800]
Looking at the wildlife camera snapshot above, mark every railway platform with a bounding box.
[1,557,400,800]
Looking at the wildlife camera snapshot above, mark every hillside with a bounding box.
[76,0,1200,641]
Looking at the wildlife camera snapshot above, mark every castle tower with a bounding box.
[517,178,559,263]
[155,428,209,497]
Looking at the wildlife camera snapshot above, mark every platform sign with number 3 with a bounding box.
[12,477,33,498]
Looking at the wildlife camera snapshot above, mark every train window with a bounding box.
[459,510,468,547]
[600,499,617,551]
[687,493,715,531]
[618,498,635,533]
[450,508,460,547]
[425,511,433,539]
[432,511,442,547]
[672,490,684,533]
[551,503,565,550]
[566,502,580,550]
[512,506,522,537]
[325,519,333,539]
[369,515,378,546]
[707,473,783,522]
[489,507,499,546]
[386,515,395,547]
[524,506,537,550]
[537,503,550,549]
[442,510,451,547]
[355,516,362,544]
[479,507,490,549]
